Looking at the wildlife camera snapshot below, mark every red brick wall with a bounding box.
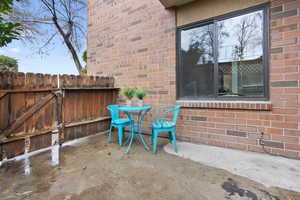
[88,0,300,159]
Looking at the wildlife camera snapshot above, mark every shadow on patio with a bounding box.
[1,133,299,200]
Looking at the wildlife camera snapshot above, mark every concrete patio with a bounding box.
[165,142,300,193]
[1,133,300,200]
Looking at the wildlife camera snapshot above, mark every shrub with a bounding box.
[0,55,18,72]
[135,88,148,100]
[121,88,136,100]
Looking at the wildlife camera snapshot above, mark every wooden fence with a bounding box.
[0,72,118,160]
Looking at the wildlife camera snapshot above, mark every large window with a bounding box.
[177,4,269,100]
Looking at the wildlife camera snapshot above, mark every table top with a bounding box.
[118,105,152,112]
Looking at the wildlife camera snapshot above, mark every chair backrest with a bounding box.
[107,105,119,121]
[171,105,180,124]
[157,105,181,124]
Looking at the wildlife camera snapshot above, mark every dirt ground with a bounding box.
[1,133,300,200]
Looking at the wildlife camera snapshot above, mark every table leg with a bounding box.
[138,132,150,151]
[124,121,135,154]
[122,109,151,154]
[123,131,131,146]
[137,110,150,151]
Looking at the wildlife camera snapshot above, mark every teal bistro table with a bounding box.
[118,105,152,154]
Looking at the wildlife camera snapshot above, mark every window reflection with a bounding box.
[177,7,266,100]
[217,10,264,97]
[180,23,214,98]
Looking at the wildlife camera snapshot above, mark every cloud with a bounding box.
[0,49,4,55]
[10,48,20,54]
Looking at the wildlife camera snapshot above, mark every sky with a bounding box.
[0,0,87,75]
[0,38,80,75]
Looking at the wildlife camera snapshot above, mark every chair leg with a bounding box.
[108,124,113,143]
[153,130,158,153]
[171,130,178,153]
[151,129,153,145]
[118,126,124,146]
[168,132,172,143]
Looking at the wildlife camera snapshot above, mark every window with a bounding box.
[177,4,269,100]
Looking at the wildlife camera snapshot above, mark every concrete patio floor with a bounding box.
[165,142,300,193]
[1,133,300,200]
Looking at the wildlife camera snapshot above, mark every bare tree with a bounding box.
[233,12,262,60]
[9,0,87,74]
[188,23,228,63]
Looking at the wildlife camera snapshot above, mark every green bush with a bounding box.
[80,50,87,75]
[0,55,18,72]
[82,50,87,63]
[121,88,136,100]
[135,88,148,100]
[80,67,87,75]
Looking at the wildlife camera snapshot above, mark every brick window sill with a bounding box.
[176,100,272,111]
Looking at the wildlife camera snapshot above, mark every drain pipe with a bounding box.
[259,132,269,153]
[258,132,297,159]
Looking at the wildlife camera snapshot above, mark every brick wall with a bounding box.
[88,0,300,159]
[87,0,177,128]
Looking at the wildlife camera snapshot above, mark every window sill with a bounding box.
[176,100,272,111]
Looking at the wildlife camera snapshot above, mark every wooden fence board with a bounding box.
[0,95,9,132]
[12,72,25,89]
[91,91,96,119]
[0,139,25,159]
[0,72,13,89]
[30,133,52,152]
[0,92,7,100]
[10,93,26,134]
[24,92,35,134]
[25,73,36,89]
[0,93,56,139]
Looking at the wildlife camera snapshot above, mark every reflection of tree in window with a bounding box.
[189,27,214,64]
[178,8,266,99]
[232,12,262,60]
[217,11,264,97]
[180,24,214,98]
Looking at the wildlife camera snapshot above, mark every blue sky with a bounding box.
[0,39,81,75]
[0,1,87,75]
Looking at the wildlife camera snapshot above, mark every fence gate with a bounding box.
[0,72,118,160]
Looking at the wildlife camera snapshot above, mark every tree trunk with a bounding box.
[52,17,83,74]
[63,37,83,74]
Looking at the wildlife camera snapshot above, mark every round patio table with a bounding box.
[118,105,152,154]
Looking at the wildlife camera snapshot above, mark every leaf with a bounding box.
[0,0,21,47]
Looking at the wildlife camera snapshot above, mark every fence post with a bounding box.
[55,89,64,145]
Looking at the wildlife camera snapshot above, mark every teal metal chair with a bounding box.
[151,105,180,153]
[107,105,131,146]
